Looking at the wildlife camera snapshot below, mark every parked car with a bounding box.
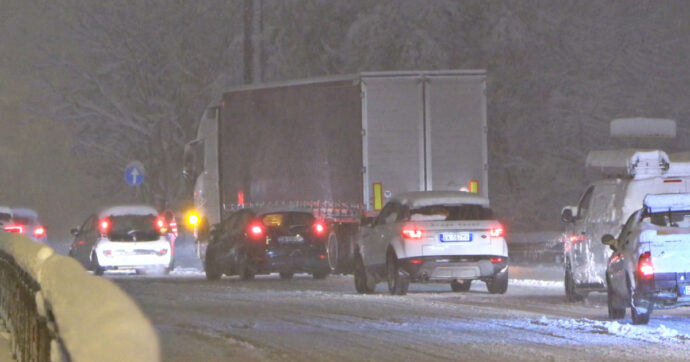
[603,193,690,324]
[2,207,47,243]
[204,209,330,281]
[562,149,690,302]
[354,191,509,295]
[68,205,172,275]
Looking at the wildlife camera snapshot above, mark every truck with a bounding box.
[183,70,488,274]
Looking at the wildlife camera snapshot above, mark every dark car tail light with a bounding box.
[313,221,326,236]
[248,222,265,240]
[401,228,423,240]
[638,251,654,278]
[3,224,24,234]
[33,226,46,238]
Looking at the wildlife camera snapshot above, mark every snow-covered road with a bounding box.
[112,265,690,361]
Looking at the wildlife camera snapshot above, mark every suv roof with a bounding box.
[393,191,489,208]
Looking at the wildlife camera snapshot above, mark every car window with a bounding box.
[407,204,492,221]
[0,212,12,224]
[577,186,594,218]
[618,209,642,239]
[588,184,617,223]
[229,210,255,234]
[262,212,314,228]
[375,202,399,226]
[647,210,690,228]
[106,214,160,241]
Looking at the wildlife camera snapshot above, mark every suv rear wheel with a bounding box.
[486,269,508,294]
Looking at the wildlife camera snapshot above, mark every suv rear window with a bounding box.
[408,204,493,221]
[107,214,160,241]
[262,212,314,228]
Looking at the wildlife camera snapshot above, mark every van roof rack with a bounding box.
[586,149,671,180]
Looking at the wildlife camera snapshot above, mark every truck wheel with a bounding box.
[386,252,409,295]
[565,262,584,302]
[204,252,221,281]
[486,269,508,294]
[326,231,339,272]
[354,254,375,294]
[450,279,472,292]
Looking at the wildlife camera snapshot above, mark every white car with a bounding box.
[69,205,173,275]
[354,191,508,295]
[603,193,690,324]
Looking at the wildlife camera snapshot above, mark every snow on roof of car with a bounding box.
[0,206,11,214]
[393,191,489,208]
[644,193,690,213]
[98,205,158,218]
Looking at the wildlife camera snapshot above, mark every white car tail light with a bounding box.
[401,228,423,240]
[489,227,504,238]
[638,251,654,278]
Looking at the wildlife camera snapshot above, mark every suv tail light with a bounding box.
[401,228,423,240]
[489,227,504,238]
[3,225,23,234]
[33,226,46,238]
[99,218,110,235]
[638,251,654,278]
[156,217,168,234]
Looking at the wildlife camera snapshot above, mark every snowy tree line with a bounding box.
[7,0,690,231]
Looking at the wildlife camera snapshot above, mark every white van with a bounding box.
[561,149,690,301]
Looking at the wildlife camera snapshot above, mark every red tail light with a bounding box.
[158,249,168,256]
[99,218,110,234]
[156,217,168,233]
[33,226,46,238]
[3,225,23,234]
[313,221,326,235]
[490,257,504,263]
[401,228,423,240]
[248,222,265,239]
[489,227,504,238]
[638,251,654,278]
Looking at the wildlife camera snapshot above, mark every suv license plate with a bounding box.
[278,236,304,244]
[440,232,472,242]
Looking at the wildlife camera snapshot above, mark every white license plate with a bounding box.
[440,232,472,242]
[278,235,304,243]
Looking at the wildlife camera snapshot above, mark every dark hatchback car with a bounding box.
[204,209,331,281]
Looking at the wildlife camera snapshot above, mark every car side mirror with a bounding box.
[561,206,577,223]
[70,227,80,236]
[360,216,375,227]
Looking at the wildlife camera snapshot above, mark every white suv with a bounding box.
[354,191,508,295]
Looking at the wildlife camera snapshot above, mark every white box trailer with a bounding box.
[184,70,488,273]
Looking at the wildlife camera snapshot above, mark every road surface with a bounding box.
[111,264,690,361]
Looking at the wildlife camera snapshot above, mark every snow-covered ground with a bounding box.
[107,261,690,361]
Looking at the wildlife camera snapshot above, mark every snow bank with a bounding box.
[0,233,160,361]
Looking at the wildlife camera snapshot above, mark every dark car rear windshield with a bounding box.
[648,211,690,228]
[262,212,314,228]
[107,214,160,241]
[407,204,493,221]
[0,213,11,224]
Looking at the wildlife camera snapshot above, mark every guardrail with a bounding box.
[0,232,160,361]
